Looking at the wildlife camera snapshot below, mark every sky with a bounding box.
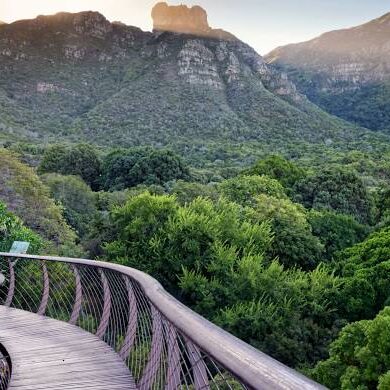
[0,0,389,54]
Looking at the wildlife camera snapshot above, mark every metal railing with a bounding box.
[0,253,326,389]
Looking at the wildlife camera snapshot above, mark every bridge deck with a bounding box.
[0,306,136,390]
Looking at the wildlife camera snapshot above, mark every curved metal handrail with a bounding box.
[0,252,326,389]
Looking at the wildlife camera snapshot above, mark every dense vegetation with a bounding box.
[270,67,390,134]
[311,307,390,389]
[2,142,390,389]
[0,202,42,253]
[0,148,80,254]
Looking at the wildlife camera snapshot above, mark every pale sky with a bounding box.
[0,1,389,54]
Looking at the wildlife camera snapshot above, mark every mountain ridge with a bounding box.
[266,11,390,132]
[0,7,374,149]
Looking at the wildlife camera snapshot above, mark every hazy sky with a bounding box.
[1,1,389,54]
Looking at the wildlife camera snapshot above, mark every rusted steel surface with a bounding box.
[0,252,328,390]
[0,306,136,389]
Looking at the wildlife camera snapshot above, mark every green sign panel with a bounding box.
[9,241,30,254]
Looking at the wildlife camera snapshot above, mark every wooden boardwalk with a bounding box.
[0,306,136,389]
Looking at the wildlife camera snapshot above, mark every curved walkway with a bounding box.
[0,307,136,390]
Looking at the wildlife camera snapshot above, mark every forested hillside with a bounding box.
[0,9,377,149]
[267,12,390,133]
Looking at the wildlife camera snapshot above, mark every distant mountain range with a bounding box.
[267,12,390,133]
[0,3,364,149]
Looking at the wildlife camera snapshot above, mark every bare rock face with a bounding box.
[178,40,223,89]
[73,12,113,38]
[152,2,210,35]
[151,2,235,40]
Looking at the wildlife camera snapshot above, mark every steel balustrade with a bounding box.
[0,252,326,389]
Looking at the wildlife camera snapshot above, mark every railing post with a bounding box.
[138,306,164,390]
[96,269,111,339]
[165,322,181,390]
[37,261,49,315]
[119,277,138,360]
[186,339,210,390]
[69,265,82,325]
[4,259,15,307]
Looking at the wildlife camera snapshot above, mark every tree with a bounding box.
[170,180,219,204]
[101,148,150,190]
[130,149,190,186]
[219,175,287,207]
[294,167,375,224]
[311,307,390,390]
[244,155,306,190]
[376,185,390,226]
[101,148,190,190]
[42,174,98,237]
[39,144,102,190]
[309,210,369,260]
[249,194,324,269]
[0,148,77,248]
[335,228,390,321]
[213,264,343,367]
[106,193,271,291]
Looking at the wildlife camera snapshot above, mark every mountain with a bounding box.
[0,4,371,149]
[266,12,390,132]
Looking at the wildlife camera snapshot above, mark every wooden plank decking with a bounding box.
[0,306,136,389]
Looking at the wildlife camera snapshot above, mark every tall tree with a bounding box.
[39,144,102,190]
[294,167,375,224]
[311,307,390,390]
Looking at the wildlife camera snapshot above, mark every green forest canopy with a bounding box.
[1,146,390,389]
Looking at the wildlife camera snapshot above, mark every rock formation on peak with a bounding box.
[152,2,210,34]
[151,2,235,40]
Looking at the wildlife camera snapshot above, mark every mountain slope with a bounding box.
[0,6,370,147]
[266,12,390,132]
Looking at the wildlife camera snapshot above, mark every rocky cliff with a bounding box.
[266,12,390,132]
[0,7,361,147]
[151,2,235,40]
[152,2,209,35]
